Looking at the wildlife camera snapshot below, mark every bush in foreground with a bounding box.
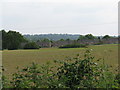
[2,50,120,88]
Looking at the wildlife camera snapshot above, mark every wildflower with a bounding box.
[90,49,93,51]
[94,63,98,65]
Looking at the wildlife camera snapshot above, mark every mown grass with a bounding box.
[2,44,118,78]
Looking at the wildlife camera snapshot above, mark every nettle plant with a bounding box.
[2,50,120,88]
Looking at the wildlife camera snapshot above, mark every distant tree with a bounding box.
[77,35,86,40]
[97,37,101,41]
[36,40,40,43]
[59,39,64,41]
[98,37,101,40]
[102,35,111,39]
[85,34,95,39]
[77,34,95,40]
[24,42,39,49]
[42,38,50,42]
[50,40,53,43]
[1,30,8,49]
[1,30,27,50]
[66,38,70,41]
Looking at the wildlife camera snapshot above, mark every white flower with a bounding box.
[90,49,93,51]
[94,63,98,65]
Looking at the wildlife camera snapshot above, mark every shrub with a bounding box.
[115,74,120,85]
[2,50,120,88]
[52,50,119,88]
[24,42,39,49]
[59,44,88,48]
[102,35,111,39]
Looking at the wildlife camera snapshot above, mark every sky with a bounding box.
[0,0,119,35]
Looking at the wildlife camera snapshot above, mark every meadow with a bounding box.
[2,44,118,78]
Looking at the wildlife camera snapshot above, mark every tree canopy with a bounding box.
[24,42,39,49]
[85,34,95,39]
[102,35,111,39]
[78,34,95,40]
[1,30,26,50]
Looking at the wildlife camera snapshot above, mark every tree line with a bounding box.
[24,34,80,41]
[1,30,39,50]
[37,34,113,42]
[0,30,117,50]
[24,33,116,42]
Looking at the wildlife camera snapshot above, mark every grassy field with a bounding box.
[2,44,118,78]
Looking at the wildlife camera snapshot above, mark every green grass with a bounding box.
[2,44,118,78]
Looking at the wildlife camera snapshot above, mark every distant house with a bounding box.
[36,41,51,48]
[102,38,118,44]
[36,38,118,48]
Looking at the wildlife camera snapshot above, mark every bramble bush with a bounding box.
[2,50,120,89]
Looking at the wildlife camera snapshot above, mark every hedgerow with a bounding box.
[59,44,88,48]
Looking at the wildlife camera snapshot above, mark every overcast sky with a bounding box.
[0,0,119,35]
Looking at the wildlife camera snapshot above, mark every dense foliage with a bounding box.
[102,35,111,39]
[24,42,40,49]
[77,34,95,40]
[2,50,120,89]
[1,30,27,50]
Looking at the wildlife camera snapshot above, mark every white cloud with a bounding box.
[1,0,118,35]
